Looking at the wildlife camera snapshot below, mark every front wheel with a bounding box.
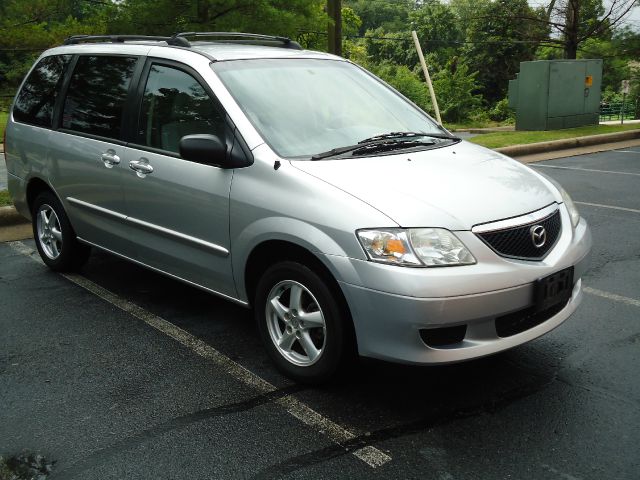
[255,261,351,384]
[32,191,91,271]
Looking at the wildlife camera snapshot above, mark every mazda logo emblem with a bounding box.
[530,225,547,248]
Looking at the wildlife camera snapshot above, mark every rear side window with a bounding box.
[13,55,71,128]
[137,64,225,154]
[62,55,138,140]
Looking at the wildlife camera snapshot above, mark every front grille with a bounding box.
[476,209,561,260]
[495,297,569,337]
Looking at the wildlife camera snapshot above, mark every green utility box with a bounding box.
[508,59,602,130]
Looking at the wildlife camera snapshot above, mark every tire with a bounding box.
[255,261,351,384]
[32,191,91,271]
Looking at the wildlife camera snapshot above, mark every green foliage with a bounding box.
[409,2,462,67]
[0,1,106,89]
[464,0,547,104]
[342,6,362,38]
[364,28,414,66]
[107,0,326,38]
[359,56,482,124]
[0,111,7,139]
[344,0,413,35]
[488,98,514,122]
[432,59,483,123]
[0,190,10,207]
[366,62,432,113]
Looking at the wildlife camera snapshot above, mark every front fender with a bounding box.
[232,216,358,302]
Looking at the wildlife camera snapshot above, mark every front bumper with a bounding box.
[325,208,592,364]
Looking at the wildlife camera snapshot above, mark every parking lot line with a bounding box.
[7,240,392,469]
[574,201,640,214]
[584,287,640,308]
[532,164,640,177]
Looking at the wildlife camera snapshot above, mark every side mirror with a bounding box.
[179,134,226,166]
[179,133,253,169]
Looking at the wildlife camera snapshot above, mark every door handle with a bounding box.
[101,150,121,168]
[129,158,154,177]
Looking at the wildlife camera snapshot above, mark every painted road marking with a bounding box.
[8,241,392,469]
[583,287,640,308]
[532,164,640,177]
[575,201,640,214]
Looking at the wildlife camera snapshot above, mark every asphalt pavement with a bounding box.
[1,147,639,479]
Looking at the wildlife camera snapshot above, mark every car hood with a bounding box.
[291,141,558,230]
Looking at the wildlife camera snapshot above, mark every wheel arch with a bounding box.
[244,239,358,359]
[244,240,344,309]
[26,176,57,214]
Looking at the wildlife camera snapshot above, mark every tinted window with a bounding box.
[138,65,225,154]
[13,55,71,128]
[62,55,137,139]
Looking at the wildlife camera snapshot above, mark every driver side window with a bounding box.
[138,64,225,154]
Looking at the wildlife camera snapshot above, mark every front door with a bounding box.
[120,61,235,298]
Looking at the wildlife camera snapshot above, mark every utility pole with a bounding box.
[327,0,342,57]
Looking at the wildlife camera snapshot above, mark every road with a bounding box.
[1,147,639,479]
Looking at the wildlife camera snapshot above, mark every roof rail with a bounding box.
[170,32,302,50]
[62,32,302,50]
[63,35,190,47]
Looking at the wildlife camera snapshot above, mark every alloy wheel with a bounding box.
[36,204,63,260]
[265,280,327,366]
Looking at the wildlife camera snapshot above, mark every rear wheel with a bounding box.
[255,261,350,384]
[32,191,90,271]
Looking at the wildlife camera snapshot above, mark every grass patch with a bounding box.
[0,112,7,139]
[469,124,640,149]
[0,190,12,207]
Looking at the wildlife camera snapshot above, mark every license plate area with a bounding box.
[534,266,574,312]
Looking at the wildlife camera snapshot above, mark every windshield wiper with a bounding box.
[357,131,460,144]
[311,138,437,160]
[351,139,436,156]
[311,132,460,160]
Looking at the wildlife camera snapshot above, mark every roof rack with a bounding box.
[170,32,302,50]
[63,35,190,47]
[63,32,301,50]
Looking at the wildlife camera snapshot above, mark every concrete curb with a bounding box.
[0,205,29,227]
[495,129,640,157]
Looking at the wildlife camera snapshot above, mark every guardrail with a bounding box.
[600,100,637,122]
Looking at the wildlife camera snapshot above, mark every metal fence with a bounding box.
[599,100,638,122]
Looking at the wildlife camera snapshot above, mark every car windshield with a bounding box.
[212,58,443,158]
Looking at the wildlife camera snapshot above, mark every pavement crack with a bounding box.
[51,384,306,479]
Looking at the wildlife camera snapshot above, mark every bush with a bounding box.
[432,59,483,123]
[367,62,432,112]
[488,98,514,122]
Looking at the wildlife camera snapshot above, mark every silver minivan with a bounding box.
[5,33,591,383]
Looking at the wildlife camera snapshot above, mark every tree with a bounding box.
[409,1,462,67]
[344,0,413,35]
[0,1,106,90]
[108,0,326,38]
[520,0,636,58]
[464,0,547,104]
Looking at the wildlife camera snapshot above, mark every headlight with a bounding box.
[538,172,581,228]
[558,185,580,228]
[357,228,476,267]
